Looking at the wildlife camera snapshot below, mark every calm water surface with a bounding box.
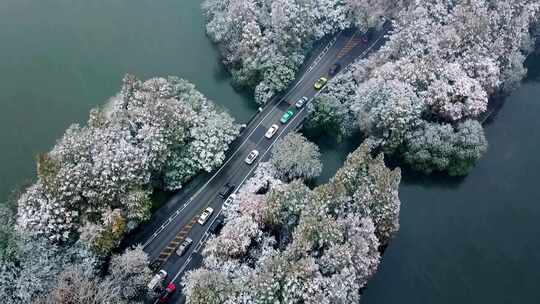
[1,1,539,303]
[361,59,540,304]
[0,0,256,201]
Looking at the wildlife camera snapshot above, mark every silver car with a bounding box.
[176,238,193,256]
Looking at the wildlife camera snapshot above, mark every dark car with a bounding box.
[158,282,176,303]
[329,63,341,76]
[218,182,235,199]
[209,215,225,234]
[149,260,161,272]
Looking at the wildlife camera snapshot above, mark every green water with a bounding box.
[1,1,539,303]
[361,60,540,303]
[0,0,257,201]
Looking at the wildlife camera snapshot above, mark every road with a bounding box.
[130,24,391,304]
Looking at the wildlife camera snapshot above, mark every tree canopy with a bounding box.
[183,144,401,303]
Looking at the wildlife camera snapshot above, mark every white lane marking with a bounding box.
[305,35,339,74]
[142,32,344,249]
[171,255,193,283]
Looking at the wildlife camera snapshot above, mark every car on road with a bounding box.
[329,63,341,76]
[147,270,167,291]
[218,182,235,199]
[239,123,247,133]
[245,149,259,165]
[176,237,193,256]
[209,215,225,234]
[314,77,328,90]
[295,96,308,108]
[158,282,176,303]
[265,124,279,139]
[280,110,294,124]
[198,207,214,225]
[223,194,236,210]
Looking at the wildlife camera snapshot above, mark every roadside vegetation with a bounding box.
[0,75,239,303]
[202,0,407,104]
[204,0,539,176]
[182,1,540,302]
[183,143,401,303]
[2,1,538,303]
[270,132,323,182]
[311,0,539,176]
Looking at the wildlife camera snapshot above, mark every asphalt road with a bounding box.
[132,24,391,304]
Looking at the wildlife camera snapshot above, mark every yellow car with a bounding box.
[314,77,328,90]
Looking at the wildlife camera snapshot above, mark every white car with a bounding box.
[265,124,279,139]
[245,149,259,165]
[147,269,167,291]
[295,96,308,108]
[198,207,214,225]
[223,194,236,210]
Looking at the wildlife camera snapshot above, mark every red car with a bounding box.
[158,282,176,303]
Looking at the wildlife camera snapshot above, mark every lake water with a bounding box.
[1,1,538,303]
[0,0,257,202]
[361,58,540,304]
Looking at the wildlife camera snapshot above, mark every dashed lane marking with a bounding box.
[336,32,363,59]
[152,217,198,267]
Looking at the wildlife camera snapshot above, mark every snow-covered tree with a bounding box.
[35,265,103,304]
[424,63,488,121]
[306,94,350,141]
[237,161,283,195]
[203,0,358,104]
[16,75,238,245]
[184,143,401,302]
[353,78,423,151]
[270,132,322,181]
[0,236,95,304]
[101,246,151,302]
[262,180,312,247]
[205,214,261,259]
[183,269,238,304]
[402,120,488,176]
[123,189,152,230]
[346,0,407,32]
[35,246,150,304]
[0,192,20,262]
[309,0,539,175]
